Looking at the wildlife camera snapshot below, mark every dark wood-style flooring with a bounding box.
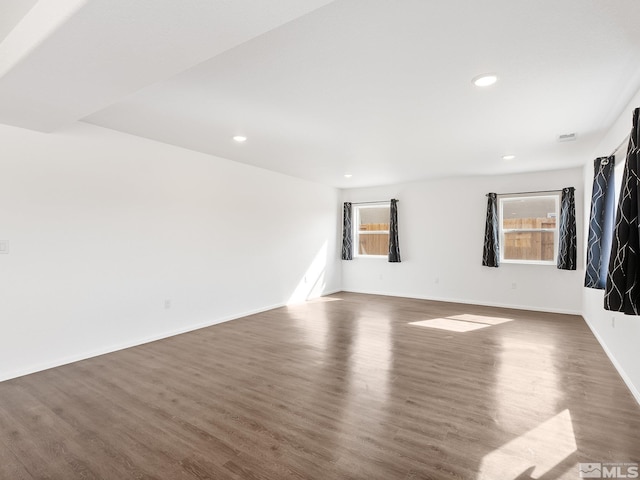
[1,292,639,479]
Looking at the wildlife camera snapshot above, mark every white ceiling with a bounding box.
[2,0,640,188]
[0,0,334,131]
[0,0,38,44]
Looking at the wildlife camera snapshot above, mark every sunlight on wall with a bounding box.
[287,241,328,304]
[478,409,577,480]
[409,315,513,333]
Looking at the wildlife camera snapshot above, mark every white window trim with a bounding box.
[498,193,560,266]
[353,202,390,259]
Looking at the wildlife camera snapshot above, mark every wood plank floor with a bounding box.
[1,292,639,479]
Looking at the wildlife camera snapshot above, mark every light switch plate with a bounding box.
[0,240,9,254]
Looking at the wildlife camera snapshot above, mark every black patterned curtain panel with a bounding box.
[388,199,401,262]
[585,157,615,288]
[557,187,577,270]
[605,108,640,314]
[341,202,353,260]
[482,193,499,267]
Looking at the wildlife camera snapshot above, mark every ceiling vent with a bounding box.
[557,133,577,142]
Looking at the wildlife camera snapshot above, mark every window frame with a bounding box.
[498,192,560,266]
[353,202,390,259]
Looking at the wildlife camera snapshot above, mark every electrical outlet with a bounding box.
[0,240,9,254]
[511,283,517,290]
[164,299,171,310]
[435,277,440,284]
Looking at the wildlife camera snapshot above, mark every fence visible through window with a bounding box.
[355,204,390,257]
[499,194,559,264]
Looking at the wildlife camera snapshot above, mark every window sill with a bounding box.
[501,259,556,266]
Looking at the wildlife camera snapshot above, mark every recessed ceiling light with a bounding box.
[473,73,498,87]
[344,173,353,178]
[502,154,516,161]
[233,135,247,142]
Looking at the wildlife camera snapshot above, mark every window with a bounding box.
[499,193,560,264]
[354,203,390,257]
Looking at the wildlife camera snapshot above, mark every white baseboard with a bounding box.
[1,286,347,383]
[0,301,289,383]
[582,314,640,405]
[341,288,582,316]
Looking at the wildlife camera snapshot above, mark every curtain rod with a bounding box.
[349,200,398,205]
[611,132,631,159]
[490,189,563,197]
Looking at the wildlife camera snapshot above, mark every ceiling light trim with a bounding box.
[473,73,498,87]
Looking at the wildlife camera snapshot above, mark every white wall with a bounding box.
[3,102,635,402]
[342,167,584,314]
[0,122,341,381]
[581,88,640,403]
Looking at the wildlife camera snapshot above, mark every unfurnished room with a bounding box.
[1,1,640,479]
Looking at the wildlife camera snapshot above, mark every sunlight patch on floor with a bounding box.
[409,318,490,332]
[448,314,513,325]
[409,314,513,332]
[478,409,577,480]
